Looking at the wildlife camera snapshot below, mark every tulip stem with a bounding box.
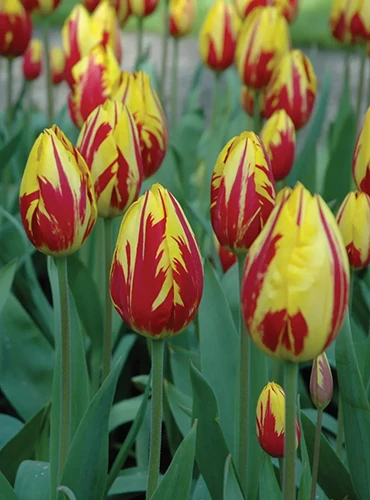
[159,0,170,103]
[7,57,13,128]
[356,45,367,132]
[146,339,164,499]
[137,17,144,65]
[237,254,249,497]
[253,90,261,133]
[310,409,323,500]
[336,397,344,460]
[55,257,71,481]
[43,22,54,126]
[102,218,113,382]
[171,37,179,127]
[283,361,298,500]
[211,72,221,131]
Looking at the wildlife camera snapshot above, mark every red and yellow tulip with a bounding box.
[23,38,43,81]
[92,0,122,63]
[128,0,158,17]
[330,0,370,42]
[353,108,370,196]
[21,0,60,15]
[169,0,196,38]
[111,0,131,26]
[77,100,143,219]
[49,46,65,85]
[240,85,265,118]
[214,234,237,273]
[210,132,276,252]
[0,0,32,58]
[309,352,333,410]
[110,183,204,338]
[234,0,298,23]
[241,183,350,362]
[19,126,97,256]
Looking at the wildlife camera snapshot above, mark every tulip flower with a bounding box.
[129,0,158,17]
[199,0,241,72]
[240,85,265,118]
[264,49,317,130]
[310,352,333,411]
[77,100,143,219]
[241,183,350,362]
[353,108,370,195]
[68,44,121,128]
[234,0,298,23]
[0,0,32,58]
[92,0,122,63]
[235,7,290,89]
[336,191,370,269]
[49,46,65,85]
[211,132,276,252]
[113,71,168,179]
[169,0,196,38]
[214,234,237,273]
[260,109,296,181]
[256,382,301,458]
[19,125,97,256]
[330,0,370,42]
[110,183,203,338]
[81,0,100,12]
[111,0,131,26]
[21,0,60,15]
[23,39,43,81]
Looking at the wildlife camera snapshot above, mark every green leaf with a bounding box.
[108,467,148,495]
[0,127,23,165]
[223,455,245,500]
[111,334,136,369]
[56,486,76,500]
[109,395,143,432]
[168,343,200,397]
[0,470,18,499]
[297,398,311,500]
[61,358,122,500]
[335,311,370,499]
[192,475,212,500]
[0,415,23,449]
[258,454,281,500]
[14,461,50,500]
[0,259,17,316]
[151,420,197,500]
[164,380,192,437]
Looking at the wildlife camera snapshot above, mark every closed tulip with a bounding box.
[111,0,131,26]
[234,0,298,23]
[0,0,32,58]
[260,109,296,181]
[68,44,121,128]
[49,46,65,85]
[129,0,158,17]
[21,0,60,15]
[110,183,203,338]
[240,85,265,118]
[353,107,370,195]
[310,352,333,411]
[19,126,97,256]
[169,0,196,38]
[92,0,122,63]
[264,49,317,130]
[199,0,241,72]
[77,100,143,219]
[336,191,370,269]
[113,71,168,179]
[256,382,301,458]
[214,234,237,273]
[241,183,349,362]
[210,132,276,252]
[330,0,370,42]
[23,38,43,81]
[235,7,290,89]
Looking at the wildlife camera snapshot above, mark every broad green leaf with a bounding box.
[0,259,17,316]
[164,380,192,437]
[0,414,23,449]
[151,420,197,500]
[302,409,337,437]
[0,470,18,500]
[135,402,151,468]
[168,343,200,397]
[14,461,50,500]
[0,127,23,165]
[223,455,245,500]
[336,312,370,499]
[109,467,148,495]
[111,334,136,369]
[109,395,143,432]
[221,264,239,327]
[192,475,212,500]
[258,454,281,500]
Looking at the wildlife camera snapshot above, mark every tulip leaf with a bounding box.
[109,395,143,432]
[258,454,281,500]
[192,475,212,500]
[108,467,148,495]
[0,259,17,315]
[335,311,370,499]
[0,470,18,500]
[164,380,192,437]
[223,455,245,500]
[168,343,201,397]
[190,362,231,500]
[14,461,50,500]
[0,415,24,449]
[297,398,311,500]
[0,127,23,165]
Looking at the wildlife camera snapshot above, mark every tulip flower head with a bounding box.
[110,184,204,338]
[330,0,370,42]
[92,0,122,63]
[242,183,350,362]
[336,191,370,269]
[128,0,158,17]
[256,382,301,458]
[199,0,241,72]
[235,7,291,89]
[49,46,65,85]
[234,0,298,23]
[214,233,237,273]
[353,107,370,196]
[21,0,60,15]
[77,100,143,219]
[111,0,131,26]
[23,38,43,81]
[169,0,196,38]
[260,109,296,181]
[211,131,276,252]
[19,126,97,256]
[0,0,32,58]
[310,352,333,411]
[240,85,265,118]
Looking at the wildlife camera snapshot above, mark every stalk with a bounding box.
[356,45,367,132]
[159,0,170,103]
[7,57,13,128]
[211,72,221,131]
[137,17,144,64]
[310,409,323,500]
[43,22,54,125]
[253,90,261,133]
[283,361,298,500]
[170,37,179,127]
[102,218,113,381]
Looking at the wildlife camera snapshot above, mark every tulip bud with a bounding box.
[111,0,131,26]
[214,234,237,273]
[49,46,65,85]
[211,132,276,252]
[199,0,241,72]
[19,125,97,256]
[331,0,370,42]
[23,39,43,81]
[235,7,290,90]
[264,49,317,130]
[68,44,121,128]
[234,0,298,23]
[113,71,168,179]
[169,0,196,38]
[81,0,100,12]
[21,0,60,15]
[310,352,333,411]
[92,0,122,63]
[353,107,370,196]
[240,85,265,118]
[256,382,301,458]
[0,0,32,58]
[110,183,204,338]
[77,100,143,219]
[336,191,370,269]
[129,0,158,17]
[260,109,296,181]
[242,183,350,362]
[330,0,353,43]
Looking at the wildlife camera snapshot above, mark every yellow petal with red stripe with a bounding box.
[309,352,333,410]
[0,0,31,57]
[91,0,122,62]
[49,46,65,85]
[353,107,370,196]
[23,38,43,81]
[169,0,196,38]
[234,0,298,23]
[128,0,158,17]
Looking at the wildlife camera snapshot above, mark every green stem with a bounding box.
[170,37,179,127]
[211,72,221,131]
[102,218,113,381]
[43,22,54,125]
[356,45,367,132]
[55,257,71,481]
[279,457,284,489]
[159,0,169,103]
[137,17,144,65]
[310,409,323,500]
[336,396,344,460]
[237,253,249,496]
[283,361,298,500]
[7,57,13,128]
[349,270,355,313]
[253,90,261,133]
[146,339,164,498]
[344,46,351,90]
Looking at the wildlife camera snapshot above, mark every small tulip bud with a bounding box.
[310,352,333,410]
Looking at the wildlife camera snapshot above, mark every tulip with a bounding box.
[330,0,370,42]
[330,0,352,43]
[256,382,301,458]
[81,0,100,12]
[19,125,97,256]
[241,183,350,362]
[310,352,333,411]
[169,0,196,38]
[336,191,370,269]
[129,0,158,17]
[199,0,241,72]
[23,38,43,81]
[111,0,131,26]
[113,71,168,179]
[260,109,296,181]
[49,46,65,85]
[353,107,370,195]
[92,0,122,63]
[68,44,121,128]
[264,49,317,130]
[214,234,237,273]
[210,131,276,252]
[0,0,32,58]
[110,183,203,338]
[240,85,265,118]
[77,100,143,219]
[234,0,298,23]
[21,0,60,15]
[235,7,290,89]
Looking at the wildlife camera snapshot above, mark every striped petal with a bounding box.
[0,0,31,57]
[128,0,158,17]
[23,38,43,81]
[169,0,196,38]
[353,107,370,196]
[234,0,298,23]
